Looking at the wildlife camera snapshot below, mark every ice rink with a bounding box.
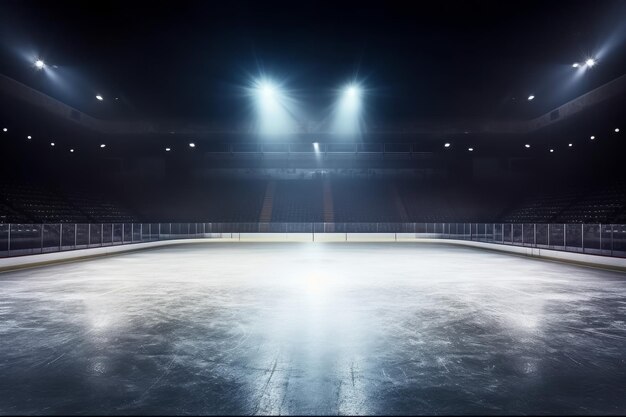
[1,241,626,415]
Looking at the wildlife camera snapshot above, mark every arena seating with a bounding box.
[271,180,324,222]
[0,201,30,224]
[397,182,505,222]
[613,210,626,223]
[64,191,136,223]
[3,176,626,225]
[399,182,454,222]
[501,191,583,223]
[199,180,267,222]
[0,180,137,223]
[331,180,401,222]
[557,181,626,223]
[502,181,626,224]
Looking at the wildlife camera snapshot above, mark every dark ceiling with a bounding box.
[0,0,625,125]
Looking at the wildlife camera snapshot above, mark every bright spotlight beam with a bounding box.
[259,83,276,99]
[251,78,296,137]
[346,85,360,98]
[34,59,45,70]
[332,83,364,138]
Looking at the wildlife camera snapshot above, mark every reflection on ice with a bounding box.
[1,242,626,415]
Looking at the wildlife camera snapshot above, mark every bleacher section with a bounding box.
[503,181,626,224]
[399,182,456,222]
[613,210,626,224]
[200,180,268,222]
[398,182,507,222]
[0,201,30,224]
[271,180,324,222]
[3,177,626,224]
[0,181,136,223]
[558,181,626,223]
[332,180,400,222]
[501,190,583,223]
[65,191,136,223]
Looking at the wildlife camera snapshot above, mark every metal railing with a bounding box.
[0,223,204,258]
[1,222,625,258]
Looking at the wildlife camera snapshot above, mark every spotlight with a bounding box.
[2,128,6,132]
[34,59,45,69]
[253,79,281,101]
[346,85,360,98]
[189,142,195,148]
[50,142,55,147]
[444,142,451,148]
[590,135,595,140]
[468,147,474,152]
[568,143,573,147]
[252,78,297,137]
[585,58,596,67]
[333,82,363,136]
[572,63,580,68]
[70,149,74,153]
[259,82,276,99]
[615,128,620,133]
[165,147,171,152]
[527,95,535,101]
[550,149,554,153]
[525,144,531,148]
[313,142,319,150]
[100,144,106,148]
[96,95,103,101]
[27,135,32,139]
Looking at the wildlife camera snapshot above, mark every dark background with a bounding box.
[1,0,625,123]
[0,0,625,221]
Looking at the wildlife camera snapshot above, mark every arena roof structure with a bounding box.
[1,0,626,135]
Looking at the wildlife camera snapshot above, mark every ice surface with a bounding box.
[1,242,626,414]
